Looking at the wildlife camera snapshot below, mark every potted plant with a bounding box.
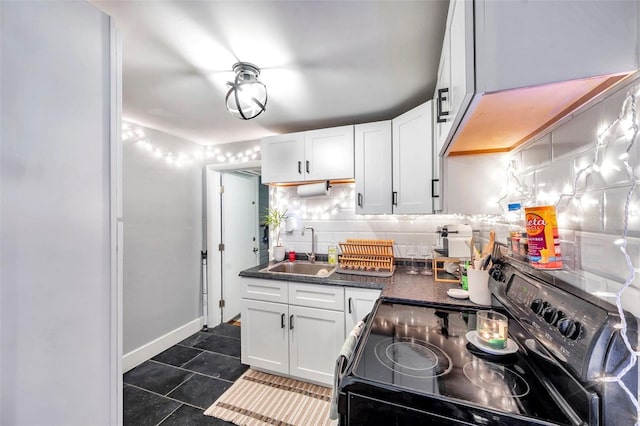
[264,207,288,261]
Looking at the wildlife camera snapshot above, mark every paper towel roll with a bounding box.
[296,181,331,197]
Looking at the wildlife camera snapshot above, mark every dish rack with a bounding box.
[337,239,395,277]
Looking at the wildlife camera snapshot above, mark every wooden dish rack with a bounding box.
[337,239,395,276]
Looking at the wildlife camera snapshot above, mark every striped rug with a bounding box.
[204,369,337,426]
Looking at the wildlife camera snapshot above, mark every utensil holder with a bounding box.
[468,268,491,305]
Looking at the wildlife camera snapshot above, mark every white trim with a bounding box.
[122,317,203,373]
[109,18,123,426]
[209,160,261,172]
[206,168,223,328]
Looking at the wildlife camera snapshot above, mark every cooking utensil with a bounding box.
[482,230,495,257]
[481,255,492,271]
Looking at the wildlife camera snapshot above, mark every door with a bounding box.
[289,305,345,385]
[354,121,392,215]
[241,299,289,375]
[221,173,259,322]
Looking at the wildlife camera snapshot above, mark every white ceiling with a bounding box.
[92,0,449,146]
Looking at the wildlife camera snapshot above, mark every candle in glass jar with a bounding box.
[476,311,508,349]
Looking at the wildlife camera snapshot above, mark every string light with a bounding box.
[269,184,355,222]
[495,159,533,212]
[491,85,640,423]
[501,90,640,423]
[121,122,200,168]
[204,144,261,165]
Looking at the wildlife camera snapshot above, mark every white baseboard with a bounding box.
[123,317,203,373]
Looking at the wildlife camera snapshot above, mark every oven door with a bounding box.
[345,392,477,426]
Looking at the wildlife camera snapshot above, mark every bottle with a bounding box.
[507,203,525,257]
[288,251,296,262]
[328,245,338,265]
[461,261,469,291]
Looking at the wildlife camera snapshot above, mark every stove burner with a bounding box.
[463,361,530,397]
[375,337,452,378]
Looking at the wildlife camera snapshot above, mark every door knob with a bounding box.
[252,247,259,253]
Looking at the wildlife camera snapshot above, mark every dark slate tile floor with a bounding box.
[124,323,245,426]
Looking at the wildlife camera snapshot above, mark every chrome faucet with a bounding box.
[301,227,315,263]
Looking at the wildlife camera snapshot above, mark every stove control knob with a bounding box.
[489,265,504,282]
[530,299,544,315]
[549,310,565,326]
[542,307,557,324]
[558,318,582,340]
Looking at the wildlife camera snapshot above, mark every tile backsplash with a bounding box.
[269,184,465,258]
[472,73,640,321]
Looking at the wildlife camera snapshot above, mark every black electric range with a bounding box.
[337,246,638,425]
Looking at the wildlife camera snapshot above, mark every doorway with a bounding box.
[206,166,266,326]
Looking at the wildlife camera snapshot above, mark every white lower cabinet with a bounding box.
[241,299,289,375]
[288,305,345,385]
[345,287,381,334]
[241,278,346,386]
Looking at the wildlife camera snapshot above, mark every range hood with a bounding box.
[447,72,631,156]
[434,0,638,158]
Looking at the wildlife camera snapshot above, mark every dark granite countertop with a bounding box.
[240,262,479,307]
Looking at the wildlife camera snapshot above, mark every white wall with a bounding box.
[122,124,204,364]
[1,2,117,424]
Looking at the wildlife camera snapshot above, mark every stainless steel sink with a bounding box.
[261,261,337,277]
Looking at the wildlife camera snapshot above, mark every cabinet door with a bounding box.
[261,132,304,183]
[288,305,345,386]
[354,121,392,215]
[434,29,452,157]
[434,0,474,158]
[304,125,354,181]
[345,287,380,334]
[392,101,434,214]
[449,0,474,124]
[241,299,289,375]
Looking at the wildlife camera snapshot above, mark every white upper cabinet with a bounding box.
[261,125,354,184]
[434,0,474,157]
[354,121,392,215]
[355,102,435,215]
[260,132,305,183]
[434,0,639,157]
[392,101,434,214]
[304,125,354,181]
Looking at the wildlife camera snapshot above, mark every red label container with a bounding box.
[525,205,562,269]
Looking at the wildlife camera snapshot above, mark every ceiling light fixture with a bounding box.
[226,62,267,120]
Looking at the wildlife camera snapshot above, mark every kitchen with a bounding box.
[2,1,640,425]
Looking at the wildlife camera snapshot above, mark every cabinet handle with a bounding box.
[392,191,398,206]
[357,193,363,207]
[431,179,440,198]
[281,313,285,329]
[305,160,310,174]
[298,161,302,174]
[437,88,450,123]
[348,297,353,314]
[289,314,294,330]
